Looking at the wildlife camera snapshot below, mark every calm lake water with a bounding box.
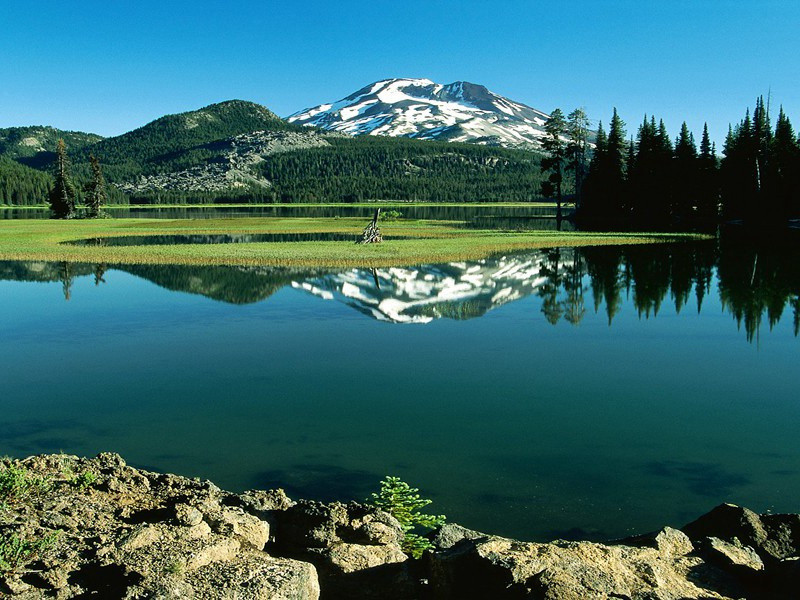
[1,231,798,541]
[0,204,575,231]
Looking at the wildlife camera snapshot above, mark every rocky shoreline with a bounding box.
[1,453,797,599]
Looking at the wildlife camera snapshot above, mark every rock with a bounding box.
[683,504,767,546]
[187,555,320,600]
[0,453,319,599]
[704,536,764,573]
[429,523,485,550]
[239,488,295,512]
[185,538,241,570]
[173,503,203,527]
[618,526,694,557]
[117,524,163,551]
[429,535,746,599]
[683,503,800,566]
[207,507,270,550]
[271,500,411,599]
[323,542,408,574]
[761,513,800,562]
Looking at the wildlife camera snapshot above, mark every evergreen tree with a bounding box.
[753,95,772,199]
[48,139,76,218]
[629,116,659,222]
[673,122,698,221]
[771,107,800,219]
[566,107,590,209]
[721,111,759,221]
[697,123,719,221]
[606,108,628,207]
[540,108,568,219]
[581,109,627,220]
[83,154,107,218]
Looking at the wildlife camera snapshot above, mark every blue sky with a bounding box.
[2,0,798,146]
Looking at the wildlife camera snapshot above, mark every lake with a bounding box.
[0,229,797,542]
[0,204,575,231]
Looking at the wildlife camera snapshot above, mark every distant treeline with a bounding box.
[577,97,800,227]
[253,137,547,203]
[2,134,548,206]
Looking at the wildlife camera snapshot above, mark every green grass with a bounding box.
[0,217,706,268]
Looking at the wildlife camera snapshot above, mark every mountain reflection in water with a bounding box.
[1,231,798,341]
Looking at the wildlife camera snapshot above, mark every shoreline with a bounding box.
[1,453,796,599]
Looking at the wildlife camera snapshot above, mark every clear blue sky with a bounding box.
[2,0,798,146]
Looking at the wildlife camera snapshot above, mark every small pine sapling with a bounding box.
[369,476,445,558]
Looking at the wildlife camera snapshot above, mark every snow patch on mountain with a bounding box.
[288,78,552,149]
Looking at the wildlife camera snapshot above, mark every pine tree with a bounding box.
[540,108,568,219]
[48,139,76,218]
[697,123,719,220]
[606,108,628,204]
[674,122,698,221]
[772,106,800,219]
[566,107,590,209]
[84,154,108,218]
[580,121,606,218]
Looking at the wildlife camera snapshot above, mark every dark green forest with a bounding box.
[252,136,544,203]
[579,98,800,228]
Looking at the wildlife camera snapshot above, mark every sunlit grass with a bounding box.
[0,217,707,267]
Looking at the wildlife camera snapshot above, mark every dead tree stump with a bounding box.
[357,208,383,244]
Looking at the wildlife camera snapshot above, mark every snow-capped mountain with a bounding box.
[287,78,552,148]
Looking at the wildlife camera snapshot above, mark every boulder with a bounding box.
[428,534,746,599]
[429,523,485,550]
[270,500,414,599]
[1,453,320,599]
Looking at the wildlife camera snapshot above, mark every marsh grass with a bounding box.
[0,217,705,268]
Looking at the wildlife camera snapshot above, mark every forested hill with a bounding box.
[0,126,103,167]
[81,100,302,167]
[0,99,546,206]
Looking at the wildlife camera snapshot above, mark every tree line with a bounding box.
[540,97,800,228]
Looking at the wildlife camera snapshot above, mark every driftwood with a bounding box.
[357,208,383,244]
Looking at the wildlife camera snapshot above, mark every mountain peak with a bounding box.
[288,78,551,148]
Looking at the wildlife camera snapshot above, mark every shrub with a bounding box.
[70,470,97,491]
[0,464,51,504]
[0,531,60,574]
[369,476,445,558]
[380,209,403,221]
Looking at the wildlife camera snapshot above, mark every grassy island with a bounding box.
[0,216,707,267]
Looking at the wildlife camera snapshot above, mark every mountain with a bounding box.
[0,126,103,168]
[1,98,548,205]
[288,78,552,149]
[82,100,304,178]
